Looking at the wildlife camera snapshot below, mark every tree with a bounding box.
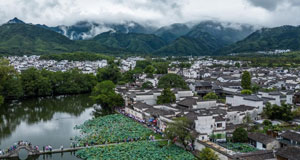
[199,148,220,160]
[142,81,153,89]
[165,117,195,150]
[135,60,152,70]
[232,127,248,143]
[0,59,23,100]
[157,88,176,104]
[144,65,155,74]
[91,80,124,114]
[241,89,253,95]
[203,92,218,100]
[0,95,3,105]
[241,71,251,90]
[262,120,272,126]
[158,74,187,89]
[251,83,260,93]
[243,113,252,124]
[121,70,136,83]
[235,62,240,68]
[153,62,168,74]
[97,64,121,84]
[263,102,293,121]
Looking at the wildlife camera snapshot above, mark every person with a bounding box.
[49,145,52,152]
[0,149,3,155]
[43,146,45,152]
[60,145,64,151]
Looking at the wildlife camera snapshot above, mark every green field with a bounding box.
[74,114,154,145]
[76,141,196,160]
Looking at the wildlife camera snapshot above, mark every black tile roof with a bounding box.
[248,132,277,145]
[276,146,300,160]
[281,130,300,142]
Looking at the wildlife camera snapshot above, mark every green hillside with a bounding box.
[92,31,167,53]
[220,25,300,54]
[0,23,74,55]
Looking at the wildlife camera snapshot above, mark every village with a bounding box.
[6,55,300,160]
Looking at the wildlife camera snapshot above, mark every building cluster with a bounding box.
[8,55,147,74]
[7,55,108,74]
[116,57,300,160]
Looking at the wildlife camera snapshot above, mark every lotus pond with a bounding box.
[74,114,154,145]
[76,141,196,160]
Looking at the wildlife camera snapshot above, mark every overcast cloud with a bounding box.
[0,0,299,27]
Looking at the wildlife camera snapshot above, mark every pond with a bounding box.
[0,94,95,160]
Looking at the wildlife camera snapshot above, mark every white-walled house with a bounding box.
[226,94,264,113]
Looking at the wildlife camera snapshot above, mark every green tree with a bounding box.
[263,102,293,121]
[203,92,218,100]
[153,62,168,74]
[135,60,152,70]
[165,117,195,150]
[0,59,23,100]
[144,65,155,74]
[251,83,260,93]
[142,81,153,89]
[262,120,272,126]
[97,64,121,84]
[235,62,240,68]
[232,127,248,143]
[241,71,251,90]
[121,70,135,83]
[199,148,220,160]
[157,88,176,104]
[158,74,187,89]
[241,89,253,95]
[91,80,124,114]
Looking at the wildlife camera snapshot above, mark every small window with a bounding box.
[217,123,222,128]
[263,144,266,148]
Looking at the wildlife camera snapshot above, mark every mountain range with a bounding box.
[1,17,300,56]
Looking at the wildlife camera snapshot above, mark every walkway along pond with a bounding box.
[0,140,166,159]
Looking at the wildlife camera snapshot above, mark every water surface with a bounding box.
[0,94,95,160]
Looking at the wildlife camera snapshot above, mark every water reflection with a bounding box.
[0,94,94,148]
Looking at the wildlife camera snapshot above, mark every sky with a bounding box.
[0,0,300,27]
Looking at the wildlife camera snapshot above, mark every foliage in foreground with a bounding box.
[74,114,152,145]
[76,141,196,160]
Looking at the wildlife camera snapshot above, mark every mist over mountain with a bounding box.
[3,17,300,56]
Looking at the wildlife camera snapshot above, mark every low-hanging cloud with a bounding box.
[0,0,300,27]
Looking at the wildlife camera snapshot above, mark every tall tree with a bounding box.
[263,102,293,121]
[0,59,23,100]
[144,65,155,74]
[91,80,124,114]
[157,88,176,104]
[142,81,153,89]
[199,148,220,160]
[203,92,218,100]
[241,71,251,89]
[97,64,121,84]
[232,127,248,143]
[165,117,195,150]
[158,74,187,89]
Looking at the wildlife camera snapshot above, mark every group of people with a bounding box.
[119,109,165,136]
[42,145,53,152]
[0,140,38,156]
